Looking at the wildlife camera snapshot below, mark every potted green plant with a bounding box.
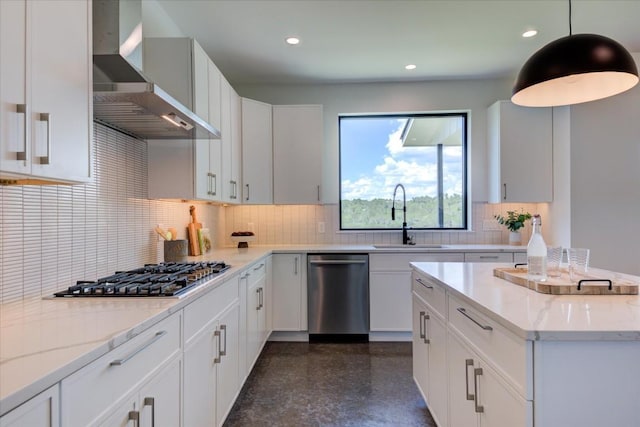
[494,211,532,245]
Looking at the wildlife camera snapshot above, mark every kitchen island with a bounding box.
[411,262,640,427]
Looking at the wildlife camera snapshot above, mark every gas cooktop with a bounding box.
[53,261,230,298]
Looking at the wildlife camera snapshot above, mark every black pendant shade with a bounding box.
[512,33,639,107]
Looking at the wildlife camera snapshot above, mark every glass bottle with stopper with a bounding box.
[527,214,547,281]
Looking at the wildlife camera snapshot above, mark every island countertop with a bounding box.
[411,262,640,341]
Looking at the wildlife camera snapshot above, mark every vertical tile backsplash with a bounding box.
[222,202,542,247]
[0,123,220,303]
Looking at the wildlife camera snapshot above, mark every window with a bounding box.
[339,113,468,230]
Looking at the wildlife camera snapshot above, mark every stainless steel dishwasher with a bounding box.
[307,253,369,341]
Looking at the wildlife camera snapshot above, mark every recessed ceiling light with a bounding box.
[285,37,300,45]
[522,29,538,38]
[405,64,417,70]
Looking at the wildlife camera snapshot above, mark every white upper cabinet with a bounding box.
[0,0,91,184]
[145,38,223,201]
[220,78,242,203]
[242,98,273,204]
[272,105,323,204]
[487,100,553,203]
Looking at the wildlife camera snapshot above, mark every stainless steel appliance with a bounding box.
[307,254,369,341]
[53,261,229,298]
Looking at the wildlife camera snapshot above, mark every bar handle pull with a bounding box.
[503,183,507,200]
[128,410,140,427]
[143,397,155,427]
[415,277,434,289]
[16,104,27,161]
[37,112,51,165]
[246,184,250,201]
[110,331,167,366]
[457,307,493,331]
[474,368,485,413]
[219,324,227,357]
[419,311,425,339]
[213,329,222,363]
[465,359,475,401]
[294,256,298,275]
[423,313,430,344]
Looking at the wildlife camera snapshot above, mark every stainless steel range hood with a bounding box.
[92,0,219,140]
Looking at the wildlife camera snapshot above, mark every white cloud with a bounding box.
[342,118,464,201]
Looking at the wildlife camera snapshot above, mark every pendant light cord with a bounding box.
[569,0,572,35]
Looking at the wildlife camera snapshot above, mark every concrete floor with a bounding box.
[224,342,437,426]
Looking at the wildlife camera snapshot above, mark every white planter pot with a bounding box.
[509,231,522,245]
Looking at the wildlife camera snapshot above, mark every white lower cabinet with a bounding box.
[448,331,531,427]
[243,260,269,372]
[99,356,181,427]
[370,253,464,332]
[412,270,532,427]
[271,253,306,331]
[61,313,182,427]
[0,385,59,427]
[183,276,241,427]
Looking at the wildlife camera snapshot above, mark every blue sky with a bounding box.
[340,116,464,201]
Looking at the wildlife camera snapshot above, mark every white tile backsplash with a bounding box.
[0,123,221,303]
[222,202,542,247]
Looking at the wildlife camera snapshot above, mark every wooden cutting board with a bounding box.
[493,267,639,295]
[188,205,202,256]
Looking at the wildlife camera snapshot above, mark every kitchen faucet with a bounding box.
[391,183,412,245]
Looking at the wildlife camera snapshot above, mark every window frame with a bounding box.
[338,111,469,231]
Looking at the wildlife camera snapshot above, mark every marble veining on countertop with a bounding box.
[411,262,640,341]
[0,244,520,416]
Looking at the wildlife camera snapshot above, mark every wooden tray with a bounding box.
[493,267,639,295]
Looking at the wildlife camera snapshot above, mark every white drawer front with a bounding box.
[61,313,181,426]
[412,272,446,318]
[370,253,464,272]
[247,260,267,287]
[448,295,531,399]
[464,252,513,263]
[184,275,239,341]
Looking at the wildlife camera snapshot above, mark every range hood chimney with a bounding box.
[92,0,219,140]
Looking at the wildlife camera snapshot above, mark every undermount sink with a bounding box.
[373,244,446,249]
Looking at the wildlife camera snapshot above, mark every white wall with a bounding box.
[570,53,640,274]
[236,78,513,204]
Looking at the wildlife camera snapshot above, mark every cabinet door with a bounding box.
[412,296,429,400]
[448,331,480,427]
[192,40,209,122]
[216,303,240,427]
[97,397,137,427]
[0,0,28,176]
[29,0,91,182]
[230,87,242,201]
[183,325,217,427]
[477,360,531,427]
[246,272,264,368]
[138,357,181,427]
[220,78,236,202]
[208,60,222,130]
[0,384,59,427]
[427,312,448,427]
[273,105,323,204]
[371,271,412,331]
[271,254,304,330]
[242,98,273,204]
[487,100,552,203]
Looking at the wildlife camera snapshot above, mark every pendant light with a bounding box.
[512,0,638,107]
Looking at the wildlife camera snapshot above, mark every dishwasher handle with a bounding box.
[308,259,368,265]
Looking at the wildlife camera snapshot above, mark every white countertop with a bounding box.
[0,244,521,416]
[411,262,640,341]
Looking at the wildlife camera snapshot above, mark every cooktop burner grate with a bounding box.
[53,261,230,298]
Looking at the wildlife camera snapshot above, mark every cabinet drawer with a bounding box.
[412,272,446,318]
[464,252,513,263]
[247,259,267,287]
[448,295,531,399]
[61,313,181,426]
[184,275,239,341]
[370,253,464,271]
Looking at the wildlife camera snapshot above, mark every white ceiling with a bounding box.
[156,0,640,86]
